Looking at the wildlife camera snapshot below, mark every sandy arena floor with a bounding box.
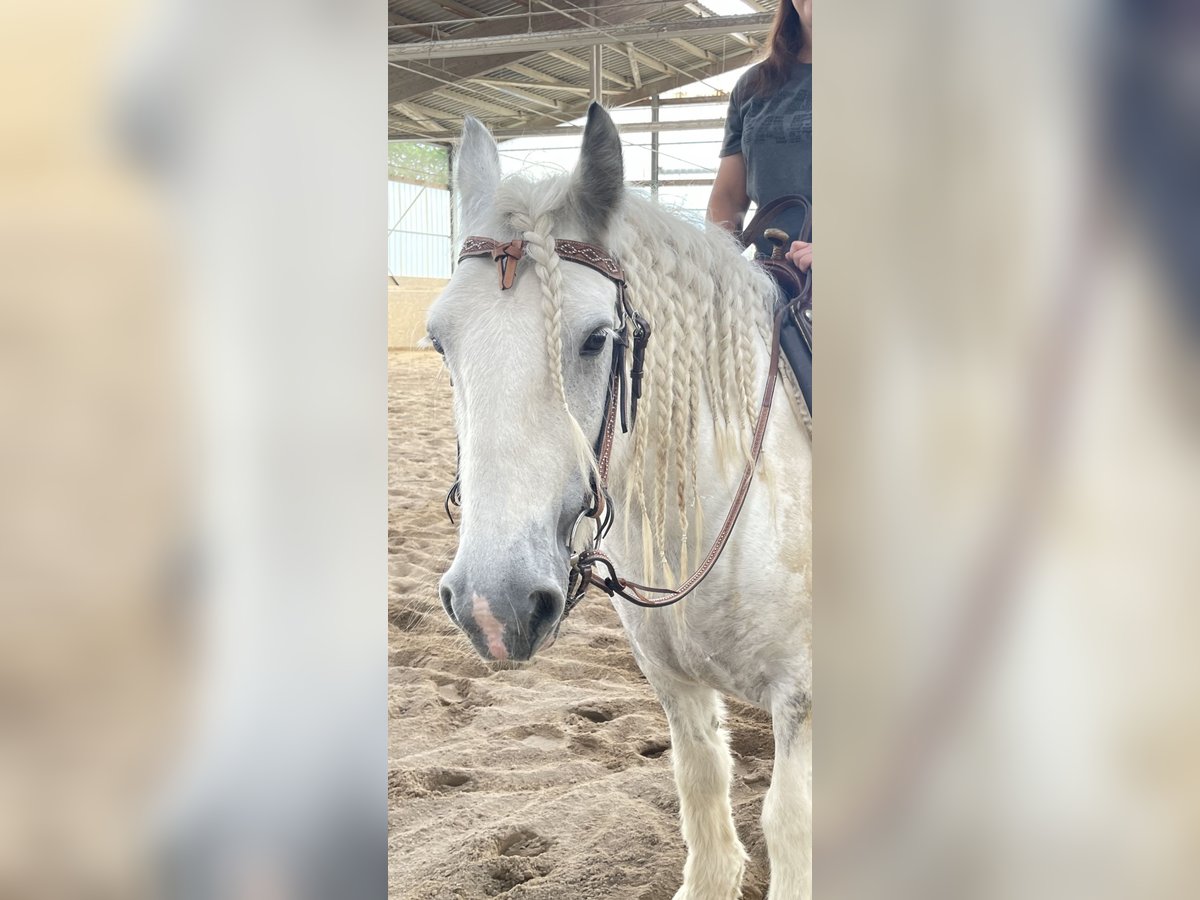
[388,349,774,899]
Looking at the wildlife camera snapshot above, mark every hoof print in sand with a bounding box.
[484,861,534,895]
[568,703,614,724]
[496,827,553,858]
[637,885,679,900]
[513,726,564,752]
[567,732,606,754]
[484,851,553,895]
[429,769,472,791]
[436,680,465,704]
[637,738,670,759]
[390,767,475,797]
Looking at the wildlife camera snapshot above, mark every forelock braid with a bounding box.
[511,210,598,484]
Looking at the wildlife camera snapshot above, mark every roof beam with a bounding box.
[546,50,632,90]
[389,97,452,118]
[388,15,773,61]
[470,78,594,96]
[507,61,564,84]
[388,2,653,104]
[389,93,730,137]
[608,46,757,109]
[427,89,517,118]
[492,46,755,136]
[392,102,448,133]
[669,37,719,64]
[433,0,483,19]
[625,44,641,89]
[389,118,727,142]
[402,67,739,140]
[626,44,671,77]
[500,118,727,139]
[622,93,730,108]
[681,2,762,49]
[467,81,567,110]
[388,12,437,41]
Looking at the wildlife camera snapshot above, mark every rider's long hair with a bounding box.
[747,2,808,96]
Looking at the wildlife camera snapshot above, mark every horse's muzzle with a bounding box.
[439,571,565,662]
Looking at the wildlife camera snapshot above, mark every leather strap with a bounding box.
[459,236,626,290]
[459,232,644,443]
[455,232,799,614]
[738,194,813,251]
[495,239,524,290]
[578,300,794,608]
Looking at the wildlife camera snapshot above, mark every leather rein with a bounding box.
[451,234,804,615]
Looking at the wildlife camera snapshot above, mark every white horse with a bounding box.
[428,105,812,900]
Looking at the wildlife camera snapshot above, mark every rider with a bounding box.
[707,0,812,273]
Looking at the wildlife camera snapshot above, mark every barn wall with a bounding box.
[388,181,452,278]
[388,276,448,350]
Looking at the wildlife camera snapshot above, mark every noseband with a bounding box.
[448,234,801,617]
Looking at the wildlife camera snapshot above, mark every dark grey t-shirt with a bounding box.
[720,63,812,208]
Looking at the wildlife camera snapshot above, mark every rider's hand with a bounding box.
[786,240,812,272]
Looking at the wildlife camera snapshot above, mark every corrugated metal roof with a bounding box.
[388,1,776,141]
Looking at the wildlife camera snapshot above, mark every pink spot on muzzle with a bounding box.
[471,592,507,661]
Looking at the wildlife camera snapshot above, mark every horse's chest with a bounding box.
[614,594,775,708]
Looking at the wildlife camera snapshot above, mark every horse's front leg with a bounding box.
[656,683,746,900]
[763,691,812,899]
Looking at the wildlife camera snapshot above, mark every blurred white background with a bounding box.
[0,0,1197,897]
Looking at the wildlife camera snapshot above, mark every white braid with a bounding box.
[650,243,678,583]
[611,197,775,585]
[510,208,598,487]
[491,177,775,587]
[616,235,666,581]
[667,259,696,577]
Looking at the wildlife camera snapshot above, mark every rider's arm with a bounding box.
[707,153,751,233]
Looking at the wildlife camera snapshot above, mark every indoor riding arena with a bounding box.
[388,3,782,897]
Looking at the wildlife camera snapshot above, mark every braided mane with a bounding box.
[491,176,777,584]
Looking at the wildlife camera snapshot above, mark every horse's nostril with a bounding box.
[528,588,563,641]
[440,584,458,625]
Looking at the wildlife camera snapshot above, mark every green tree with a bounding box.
[388,142,449,187]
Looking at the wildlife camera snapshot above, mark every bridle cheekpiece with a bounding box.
[452,235,649,613]
[447,231,796,616]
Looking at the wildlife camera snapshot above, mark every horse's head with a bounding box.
[428,104,626,662]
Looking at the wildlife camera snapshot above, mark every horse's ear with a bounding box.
[571,103,624,239]
[457,116,501,234]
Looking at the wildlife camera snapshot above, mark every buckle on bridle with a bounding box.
[566,548,622,610]
[567,549,620,605]
[492,239,525,290]
[566,550,593,609]
[565,482,616,610]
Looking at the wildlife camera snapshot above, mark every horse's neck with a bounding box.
[604,322,772,566]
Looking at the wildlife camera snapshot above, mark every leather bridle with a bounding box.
[449,234,807,616]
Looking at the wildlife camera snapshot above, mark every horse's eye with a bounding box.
[429,336,445,355]
[580,329,608,357]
